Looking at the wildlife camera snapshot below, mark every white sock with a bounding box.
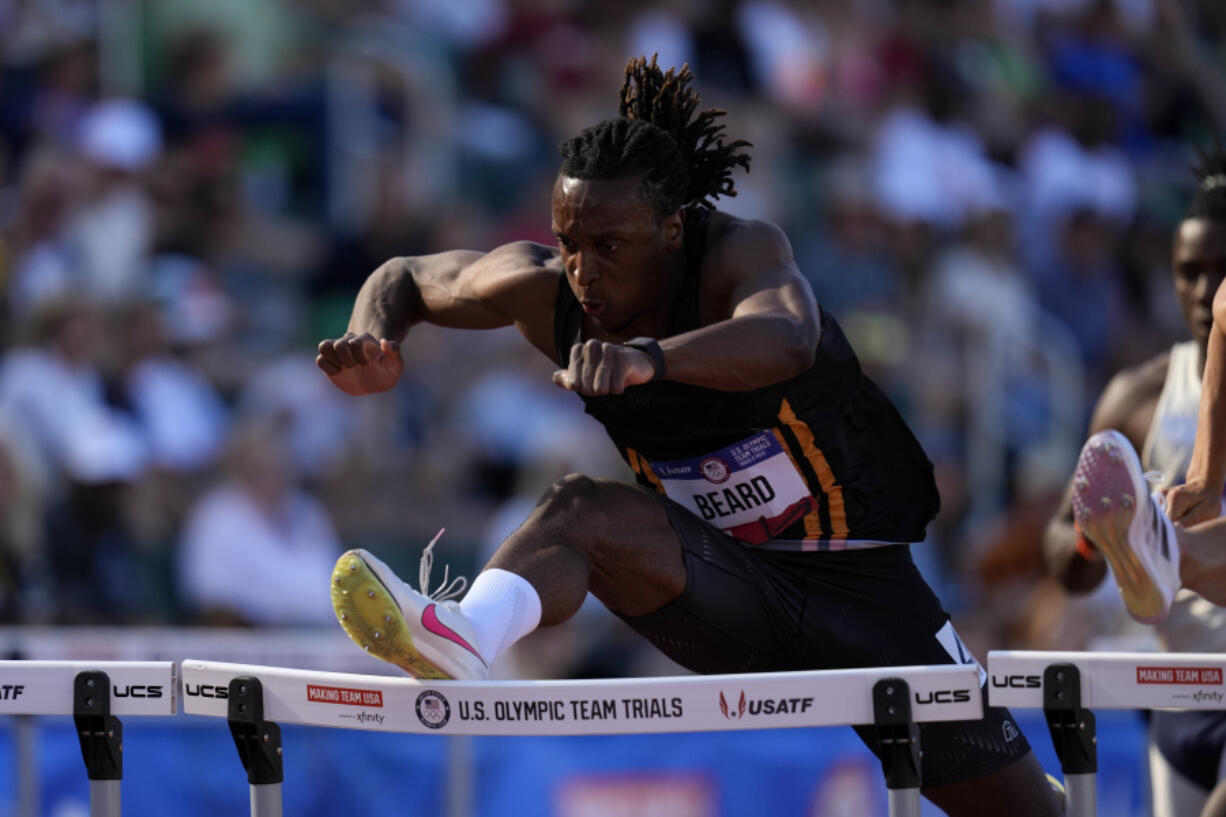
[458,569,542,665]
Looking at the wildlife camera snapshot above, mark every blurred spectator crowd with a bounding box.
[0,0,1223,677]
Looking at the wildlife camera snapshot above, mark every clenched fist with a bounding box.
[316,333,404,396]
[1165,479,1223,527]
[552,339,657,395]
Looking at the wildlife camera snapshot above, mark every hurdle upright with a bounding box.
[181,659,983,817]
[989,650,1226,817]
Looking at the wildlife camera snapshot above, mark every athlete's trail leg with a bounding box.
[484,474,687,625]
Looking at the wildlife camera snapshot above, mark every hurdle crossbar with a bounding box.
[0,661,177,717]
[180,659,981,736]
[182,660,982,817]
[988,650,1226,711]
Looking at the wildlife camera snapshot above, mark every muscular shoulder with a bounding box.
[471,241,562,290]
[702,212,794,271]
[697,211,800,300]
[450,241,563,314]
[1089,350,1171,447]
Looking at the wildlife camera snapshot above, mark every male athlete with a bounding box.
[318,57,1063,815]
[1046,145,1226,817]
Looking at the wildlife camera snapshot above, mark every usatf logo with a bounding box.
[307,684,384,707]
[719,691,746,720]
[719,690,814,719]
[1137,667,1224,685]
[0,685,24,700]
[415,690,450,729]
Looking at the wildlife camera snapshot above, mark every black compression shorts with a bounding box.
[617,493,1031,789]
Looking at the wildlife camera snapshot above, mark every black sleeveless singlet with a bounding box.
[553,208,939,548]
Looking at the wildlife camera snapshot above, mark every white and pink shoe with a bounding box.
[1072,430,1181,624]
[331,534,489,680]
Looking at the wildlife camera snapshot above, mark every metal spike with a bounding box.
[339,612,348,621]
[1121,494,1133,508]
[349,560,359,572]
[373,631,382,639]
[1100,497,1112,509]
[367,589,376,599]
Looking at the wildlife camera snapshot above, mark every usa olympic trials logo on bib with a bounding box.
[699,457,731,484]
[415,690,451,729]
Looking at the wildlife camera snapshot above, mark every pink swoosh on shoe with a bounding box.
[421,604,486,664]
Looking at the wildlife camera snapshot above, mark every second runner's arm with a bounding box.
[1170,280,1226,522]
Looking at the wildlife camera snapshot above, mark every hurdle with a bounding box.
[988,650,1226,817]
[181,659,983,817]
[0,661,177,817]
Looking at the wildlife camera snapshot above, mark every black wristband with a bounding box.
[623,337,667,380]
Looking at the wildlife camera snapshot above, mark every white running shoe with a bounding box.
[1072,429,1181,624]
[330,531,489,680]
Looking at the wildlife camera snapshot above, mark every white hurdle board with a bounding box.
[0,661,177,716]
[181,660,982,735]
[988,650,1226,710]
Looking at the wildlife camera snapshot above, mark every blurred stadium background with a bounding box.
[0,0,1223,814]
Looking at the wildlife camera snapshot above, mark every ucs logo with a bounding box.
[990,674,1042,689]
[113,685,163,699]
[914,688,973,705]
[184,683,229,699]
[718,691,746,720]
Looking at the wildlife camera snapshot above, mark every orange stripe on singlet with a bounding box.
[770,428,826,539]
[626,447,666,495]
[777,398,849,539]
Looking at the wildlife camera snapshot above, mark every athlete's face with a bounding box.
[551,174,683,337]
[1173,217,1226,352]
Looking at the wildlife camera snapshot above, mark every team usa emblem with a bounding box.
[699,457,731,484]
[718,690,747,720]
[415,690,451,729]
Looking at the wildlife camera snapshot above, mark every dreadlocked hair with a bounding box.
[557,55,752,218]
[1187,140,1226,221]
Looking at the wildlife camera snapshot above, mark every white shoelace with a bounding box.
[1142,471,1168,514]
[418,528,468,602]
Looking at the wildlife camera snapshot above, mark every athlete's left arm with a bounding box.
[658,219,820,391]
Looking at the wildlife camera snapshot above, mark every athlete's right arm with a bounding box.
[316,242,558,396]
[1168,280,1226,524]
[1043,373,1148,593]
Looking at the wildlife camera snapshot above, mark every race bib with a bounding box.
[649,431,816,544]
